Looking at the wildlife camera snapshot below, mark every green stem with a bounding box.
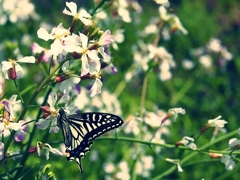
[152,129,238,179]
[90,0,107,16]
[96,129,239,180]
[194,132,203,142]
[114,78,127,98]
[4,59,67,159]
[14,88,53,178]
[97,130,239,153]
[13,80,24,104]
[140,73,149,117]
[20,84,38,96]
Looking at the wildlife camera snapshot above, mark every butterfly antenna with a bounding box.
[76,158,83,173]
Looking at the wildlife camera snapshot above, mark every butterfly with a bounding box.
[57,108,124,173]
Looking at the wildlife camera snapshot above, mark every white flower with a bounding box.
[124,115,141,136]
[148,45,175,81]
[31,42,53,62]
[144,110,167,127]
[0,119,21,137]
[207,116,227,128]
[199,55,212,68]
[229,138,240,149]
[36,92,76,132]
[112,29,125,50]
[136,155,154,177]
[63,33,82,53]
[221,155,235,171]
[220,47,232,61]
[89,78,103,97]
[37,142,63,160]
[159,6,173,21]
[58,61,81,94]
[35,92,59,132]
[37,23,70,58]
[166,158,183,172]
[62,2,92,25]
[180,136,197,150]
[207,38,222,52]
[116,161,130,180]
[2,94,21,121]
[98,30,114,46]
[158,6,187,34]
[79,33,100,76]
[182,59,195,70]
[168,107,186,121]
[117,1,131,23]
[0,95,23,137]
[154,0,170,7]
[2,56,36,79]
[2,0,38,24]
[171,16,188,35]
[14,120,27,142]
[104,162,115,173]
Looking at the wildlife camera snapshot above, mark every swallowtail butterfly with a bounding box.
[57,108,124,173]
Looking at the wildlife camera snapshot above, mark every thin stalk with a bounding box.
[139,74,149,117]
[4,59,67,158]
[152,129,238,179]
[13,80,24,104]
[90,0,107,16]
[14,88,53,178]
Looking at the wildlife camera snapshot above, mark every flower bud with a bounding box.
[54,74,70,83]
[28,146,37,153]
[9,67,17,80]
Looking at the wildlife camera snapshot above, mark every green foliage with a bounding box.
[1,0,240,179]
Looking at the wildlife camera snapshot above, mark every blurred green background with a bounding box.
[1,0,240,179]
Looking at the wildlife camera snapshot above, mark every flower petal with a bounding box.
[79,33,88,48]
[89,78,103,97]
[0,142,4,160]
[14,63,24,79]
[36,119,51,130]
[14,129,26,142]
[48,92,57,109]
[17,56,36,63]
[63,2,77,16]
[37,28,53,41]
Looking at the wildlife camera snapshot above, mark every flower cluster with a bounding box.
[182,38,233,71]
[176,116,227,152]
[0,0,39,25]
[0,95,27,160]
[0,0,118,168]
[1,0,237,178]
[35,2,115,97]
[220,128,240,171]
[125,5,188,82]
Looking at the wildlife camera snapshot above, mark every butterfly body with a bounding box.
[58,108,123,173]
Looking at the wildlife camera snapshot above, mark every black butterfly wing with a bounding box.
[58,108,124,173]
[58,109,72,147]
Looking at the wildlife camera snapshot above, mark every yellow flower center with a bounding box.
[82,48,88,55]
[54,31,70,39]
[3,118,10,126]
[8,59,16,66]
[74,14,79,20]
[51,110,58,117]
